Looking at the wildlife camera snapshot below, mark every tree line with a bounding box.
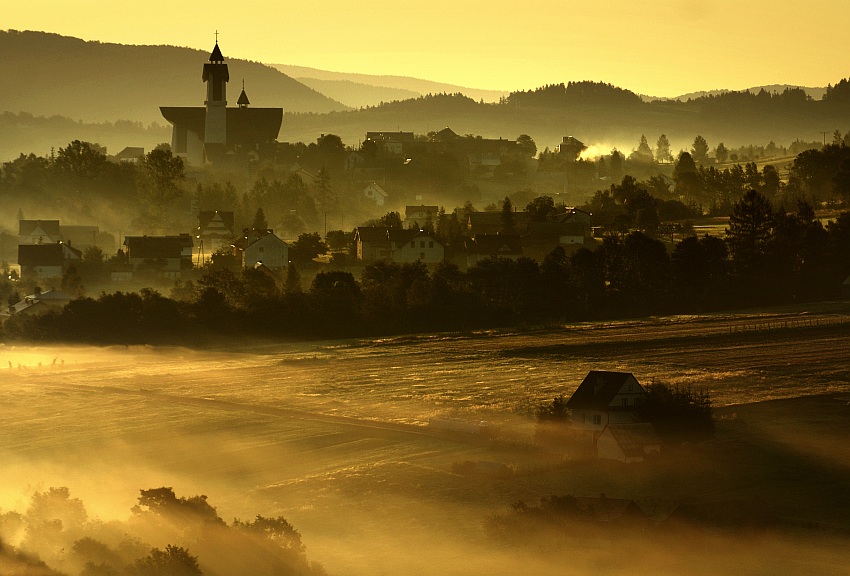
[3,189,849,345]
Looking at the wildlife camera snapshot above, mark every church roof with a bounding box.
[209,43,224,62]
[237,88,250,106]
[159,107,282,144]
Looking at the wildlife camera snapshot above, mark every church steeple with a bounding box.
[202,32,228,145]
[238,80,250,109]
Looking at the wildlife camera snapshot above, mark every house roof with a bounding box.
[237,88,250,106]
[431,127,459,141]
[243,232,286,250]
[466,233,523,256]
[566,371,642,411]
[114,147,145,160]
[18,243,80,266]
[603,424,661,458]
[467,211,532,235]
[124,235,190,259]
[19,219,61,239]
[363,183,388,197]
[198,211,235,236]
[365,131,415,142]
[355,227,391,243]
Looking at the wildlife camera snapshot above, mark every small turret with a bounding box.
[238,80,250,109]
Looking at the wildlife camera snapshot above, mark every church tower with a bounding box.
[202,40,229,145]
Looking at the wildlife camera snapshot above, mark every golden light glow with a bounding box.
[4,0,849,96]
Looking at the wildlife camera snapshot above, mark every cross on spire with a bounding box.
[215,30,219,43]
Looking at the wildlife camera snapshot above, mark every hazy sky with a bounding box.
[5,0,849,96]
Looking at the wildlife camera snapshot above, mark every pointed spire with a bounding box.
[238,80,250,108]
[210,42,225,63]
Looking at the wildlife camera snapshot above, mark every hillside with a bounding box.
[282,82,850,153]
[272,63,508,106]
[0,30,348,126]
[643,84,829,102]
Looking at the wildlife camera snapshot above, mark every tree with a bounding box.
[60,264,84,297]
[636,382,714,444]
[54,140,107,179]
[726,190,774,281]
[525,196,556,222]
[629,134,653,163]
[252,207,268,232]
[516,134,537,157]
[656,134,672,163]
[714,142,729,164]
[130,545,202,576]
[284,262,302,294]
[691,135,710,164]
[500,196,515,233]
[289,232,328,265]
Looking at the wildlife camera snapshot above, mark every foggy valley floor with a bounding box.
[2,304,850,575]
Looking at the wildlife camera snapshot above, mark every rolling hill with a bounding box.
[0,30,348,126]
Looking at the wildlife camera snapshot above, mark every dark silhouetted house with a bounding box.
[113,147,145,163]
[0,288,75,324]
[160,42,282,165]
[354,227,443,263]
[467,211,531,236]
[19,220,61,245]
[196,211,235,255]
[60,225,100,250]
[123,235,193,277]
[232,231,288,270]
[557,136,586,160]
[362,182,388,206]
[566,371,647,435]
[17,243,82,280]
[596,423,661,463]
[404,205,439,228]
[464,234,523,266]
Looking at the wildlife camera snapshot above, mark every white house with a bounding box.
[566,371,647,434]
[362,182,388,206]
[234,231,288,270]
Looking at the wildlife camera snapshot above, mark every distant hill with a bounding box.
[0,30,348,126]
[271,64,508,107]
[643,84,828,102]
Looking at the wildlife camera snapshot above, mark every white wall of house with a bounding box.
[244,234,288,270]
[394,236,444,263]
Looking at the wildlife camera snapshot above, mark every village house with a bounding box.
[354,227,444,263]
[0,288,75,325]
[362,182,388,206]
[232,230,289,270]
[404,205,439,228]
[565,371,660,462]
[123,234,193,277]
[19,220,61,245]
[196,210,235,257]
[112,147,145,163]
[17,243,82,281]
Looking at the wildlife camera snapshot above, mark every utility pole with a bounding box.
[820,131,829,147]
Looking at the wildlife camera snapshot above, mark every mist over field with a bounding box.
[3,310,850,575]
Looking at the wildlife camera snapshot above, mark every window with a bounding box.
[622,398,628,406]
[429,241,434,248]
[420,241,425,248]
[592,414,602,425]
[420,252,425,259]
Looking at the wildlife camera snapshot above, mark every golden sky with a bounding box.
[5,0,849,96]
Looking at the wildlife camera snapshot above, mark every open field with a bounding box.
[2,302,850,574]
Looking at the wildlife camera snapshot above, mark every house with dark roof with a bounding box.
[0,288,75,325]
[596,423,661,463]
[404,205,439,228]
[566,371,647,433]
[160,42,282,165]
[123,235,193,277]
[354,227,443,263]
[17,243,82,280]
[113,147,145,163]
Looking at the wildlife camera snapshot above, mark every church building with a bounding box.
[160,41,283,165]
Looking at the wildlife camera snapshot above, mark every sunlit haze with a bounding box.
[4,0,849,95]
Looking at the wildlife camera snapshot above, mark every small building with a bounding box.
[17,243,82,280]
[362,182,388,206]
[123,234,193,277]
[232,231,289,270]
[566,371,646,434]
[196,211,235,256]
[404,205,439,228]
[355,227,394,261]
